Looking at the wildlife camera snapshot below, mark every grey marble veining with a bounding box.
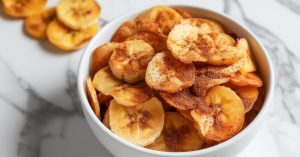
[0,0,299,157]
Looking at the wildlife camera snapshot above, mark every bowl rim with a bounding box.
[77,3,275,156]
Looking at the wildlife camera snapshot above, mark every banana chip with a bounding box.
[111,20,167,52]
[47,19,99,51]
[229,72,263,87]
[232,86,259,113]
[56,0,101,30]
[92,42,118,74]
[137,6,183,35]
[237,38,257,74]
[160,88,206,110]
[146,112,203,152]
[191,86,245,142]
[193,66,230,97]
[24,7,56,39]
[111,82,154,107]
[206,33,242,66]
[109,40,155,83]
[86,76,100,118]
[146,52,195,93]
[167,23,216,63]
[109,97,165,146]
[92,67,123,96]
[3,0,46,18]
[181,18,224,33]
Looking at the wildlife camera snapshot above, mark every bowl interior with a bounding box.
[78,5,274,156]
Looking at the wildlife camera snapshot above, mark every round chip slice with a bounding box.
[232,86,259,113]
[145,51,195,93]
[24,7,56,39]
[191,86,245,142]
[3,0,46,18]
[56,0,101,30]
[146,112,203,152]
[109,97,165,146]
[111,20,167,52]
[91,42,119,74]
[229,72,263,87]
[137,6,183,35]
[111,82,154,107]
[109,40,155,83]
[181,18,224,33]
[92,67,123,96]
[47,19,99,51]
[167,23,216,63]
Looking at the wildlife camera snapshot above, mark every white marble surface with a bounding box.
[0,0,299,156]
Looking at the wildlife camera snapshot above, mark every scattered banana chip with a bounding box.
[145,52,195,93]
[86,76,100,118]
[181,18,224,33]
[146,112,203,152]
[47,19,99,51]
[191,86,245,142]
[229,72,263,87]
[92,42,119,74]
[92,67,123,95]
[232,86,259,113]
[111,82,154,107]
[24,7,56,39]
[56,0,101,30]
[111,20,167,52]
[109,40,155,83]
[137,6,183,35]
[3,0,46,18]
[237,38,257,74]
[167,23,216,63]
[109,97,165,146]
[160,88,206,110]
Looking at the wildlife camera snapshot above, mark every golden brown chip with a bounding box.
[146,112,203,152]
[137,6,183,35]
[3,0,46,18]
[229,72,263,87]
[109,97,165,146]
[111,82,154,106]
[91,42,119,75]
[86,76,100,118]
[181,18,224,33]
[191,86,245,142]
[160,88,206,110]
[109,40,155,83]
[193,66,230,97]
[145,51,195,93]
[232,86,259,113]
[24,7,56,39]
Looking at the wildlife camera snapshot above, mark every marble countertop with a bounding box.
[1,0,299,156]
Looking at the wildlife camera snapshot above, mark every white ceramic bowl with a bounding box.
[78,4,275,157]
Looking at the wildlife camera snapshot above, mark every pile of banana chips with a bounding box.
[84,5,265,152]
